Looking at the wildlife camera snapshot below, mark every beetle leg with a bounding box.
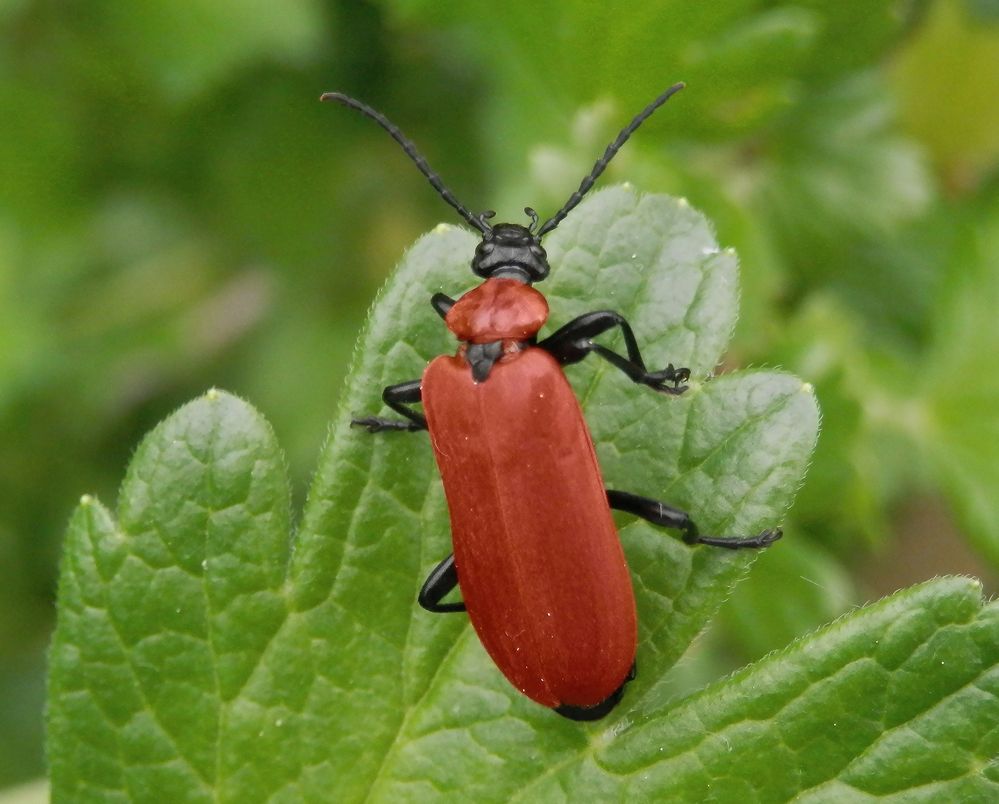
[537,310,690,395]
[554,660,637,721]
[431,293,456,320]
[607,489,782,549]
[418,554,467,613]
[351,379,427,432]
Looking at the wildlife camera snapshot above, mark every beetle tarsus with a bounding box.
[351,416,425,433]
[695,528,783,550]
[653,382,688,396]
[643,363,691,395]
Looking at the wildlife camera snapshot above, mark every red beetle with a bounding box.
[325,84,780,720]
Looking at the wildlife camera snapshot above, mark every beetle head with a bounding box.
[472,220,550,284]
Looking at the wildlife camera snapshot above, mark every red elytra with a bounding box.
[423,282,636,707]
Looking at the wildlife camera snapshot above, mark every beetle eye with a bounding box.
[480,243,495,254]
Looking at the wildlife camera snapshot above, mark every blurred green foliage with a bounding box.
[2,0,998,791]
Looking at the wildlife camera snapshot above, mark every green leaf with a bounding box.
[47,390,292,801]
[921,192,999,568]
[49,188,824,800]
[525,577,999,801]
[760,74,933,258]
[716,537,855,662]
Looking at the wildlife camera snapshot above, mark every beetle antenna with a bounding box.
[537,82,685,237]
[524,206,539,232]
[321,92,491,234]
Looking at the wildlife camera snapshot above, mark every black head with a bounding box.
[472,222,549,283]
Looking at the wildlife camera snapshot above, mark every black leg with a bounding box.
[352,379,427,432]
[555,661,637,721]
[538,311,690,395]
[607,489,781,549]
[418,554,466,613]
[431,293,455,320]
